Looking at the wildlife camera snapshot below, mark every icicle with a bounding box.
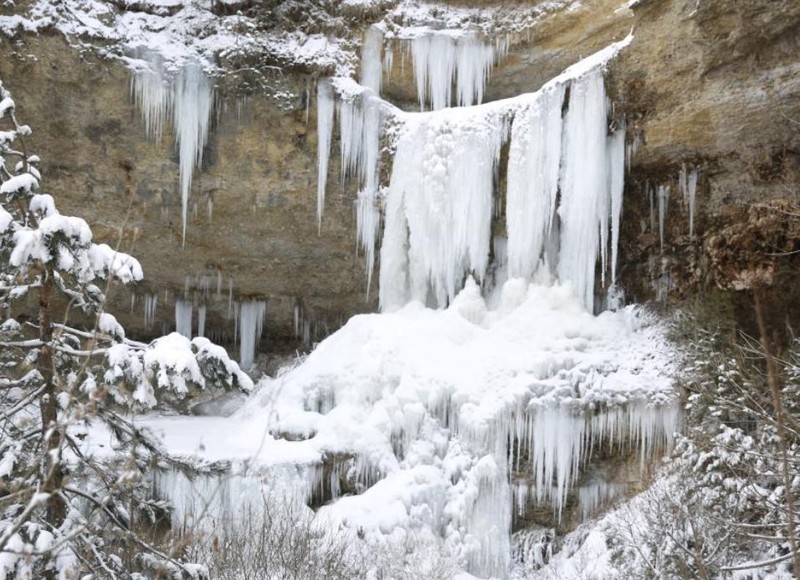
[144,294,158,330]
[360,25,384,95]
[175,298,192,337]
[657,184,669,253]
[197,304,206,338]
[680,165,699,238]
[608,124,625,285]
[506,84,566,280]
[316,79,335,229]
[173,60,213,245]
[239,300,266,369]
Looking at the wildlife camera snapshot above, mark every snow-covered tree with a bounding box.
[606,298,800,578]
[0,78,252,578]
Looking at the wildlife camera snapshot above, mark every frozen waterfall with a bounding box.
[140,34,683,580]
[379,39,629,312]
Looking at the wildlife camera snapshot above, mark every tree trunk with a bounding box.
[38,271,66,529]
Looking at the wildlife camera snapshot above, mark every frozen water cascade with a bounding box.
[131,50,214,244]
[506,83,566,282]
[141,281,679,579]
[138,36,684,580]
[379,103,505,310]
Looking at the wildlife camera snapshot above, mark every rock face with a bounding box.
[1,0,799,356]
[3,35,374,360]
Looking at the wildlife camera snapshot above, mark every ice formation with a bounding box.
[380,42,628,312]
[197,304,206,338]
[406,31,505,111]
[143,293,158,330]
[657,184,669,252]
[175,298,192,337]
[679,164,699,237]
[360,25,384,95]
[329,79,384,288]
[379,103,505,310]
[238,300,266,369]
[131,50,214,244]
[316,79,335,229]
[138,35,683,580]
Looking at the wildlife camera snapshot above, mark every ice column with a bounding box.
[197,304,206,338]
[239,300,266,369]
[557,70,612,311]
[360,25,384,94]
[608,125,626,284]
[657,184,669,252]
[506,84,566,279]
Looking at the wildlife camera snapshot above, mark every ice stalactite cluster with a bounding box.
[239,300,266,369]
[507,402,680,516]
[577,481,627,521]
[406,31,506,111]
[131,49,214,244]
[316,78,384,290]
